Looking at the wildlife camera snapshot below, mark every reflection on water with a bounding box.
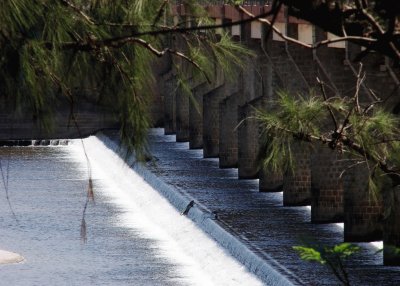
[0,147,190,285]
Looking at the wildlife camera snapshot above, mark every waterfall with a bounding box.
[70,134,288,286]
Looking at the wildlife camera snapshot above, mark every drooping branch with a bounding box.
[277,0,400,61]
[317,77,338,131]
[265,119,400,185]
[238,5,378,50]
[152,0,169,27]
[58,0,94,25]
[44,35,212,83]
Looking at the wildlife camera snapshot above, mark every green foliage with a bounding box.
[0,0,250,157]
[256,91,325,172]
[294,243,360,286]
[209,32,255,81]
[226,0,245,5]
[330,243,361,258]
[349,108,400,163]
[293,243,360,264]
[292,246,325,264]
[256,87,400,194]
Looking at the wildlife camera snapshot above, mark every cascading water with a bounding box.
[1,130,398,285]
[71,136,266,286]
[0,136,265,286]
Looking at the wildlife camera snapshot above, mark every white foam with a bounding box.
[69,136,265,286]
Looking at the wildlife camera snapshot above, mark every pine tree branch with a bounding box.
[317,77,338,131]
[44,35,212,84]
[238,5,377,49]
[152,0,169,27]
[263,121,400,185]
[58,0,94,25]
[277,0,400,61]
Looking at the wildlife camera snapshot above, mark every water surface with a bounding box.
[0,144,261,286]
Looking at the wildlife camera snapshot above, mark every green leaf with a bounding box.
[330,243,360,258]
[293,246,326,264]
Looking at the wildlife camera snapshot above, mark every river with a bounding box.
[0,139,263,285]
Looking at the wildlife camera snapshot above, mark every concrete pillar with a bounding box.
[175,83,189,142]
[235,39,269,179]
[163,74,176,134]
[189,82,210,149]
[384,186,400,265]
[259,166,283,192]
[343,164,383,242]
[237,104,258,179]
[258,106,283,192]
[310,147,344,223]
[313,27,356,98]
[237,97,266,179]
[282,142,312,206]
[203,85,226,158]
[219,92,239,168]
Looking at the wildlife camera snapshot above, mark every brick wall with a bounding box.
[219,93,239,168]
[162,72,177,135]
[203,85,226,158]
[282,142,312,206]
[342,164,383,242]
[189,82,210,149]
[311,147,344,223]
[175,82,190,141]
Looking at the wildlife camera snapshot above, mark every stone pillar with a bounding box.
[175,83,189,142]
[310,147,344,223]
[189,82,209,149]
[203,85,225,158]
[237,97,266,179]
[343,164,383,242]
[259,166,283,192]
[219,92,239,168]
[163,74,176,134]
[232,36,268,179]
[313,27,356,98]
[384,186,400,265]
[283,142,312,206]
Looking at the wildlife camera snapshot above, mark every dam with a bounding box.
[0,1,400,285]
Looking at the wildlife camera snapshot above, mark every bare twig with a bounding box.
[238,5,377,50]
[0,159,18,222]
[153,0,169,27]
[46,68,94,242]
[356,4,400,60]
[317,77,338,131]
[58,0,94,25]
[263,0,283,41]
[354,63,366,114]
[110,37,212,83]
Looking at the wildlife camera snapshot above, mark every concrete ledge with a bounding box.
[0,250,24,265]
[97,131,301,286]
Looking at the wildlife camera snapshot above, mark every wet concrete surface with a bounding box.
[113,129,400,285]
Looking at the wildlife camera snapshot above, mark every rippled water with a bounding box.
[0,144,262,286]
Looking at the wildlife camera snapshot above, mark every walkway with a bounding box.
[111,128,400,285]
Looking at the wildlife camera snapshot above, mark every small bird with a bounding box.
[181,200,195,215]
